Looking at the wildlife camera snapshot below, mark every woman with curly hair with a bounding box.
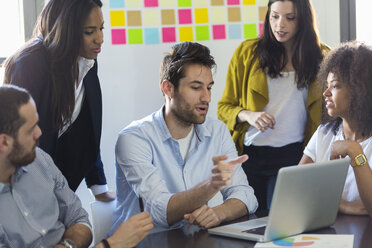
[218,0,329,210]
[300,41,372,216]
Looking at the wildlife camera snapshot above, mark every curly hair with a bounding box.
[318,41,372,137]
[160,41,216,91]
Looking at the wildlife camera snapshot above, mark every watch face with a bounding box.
[357,156,365,164]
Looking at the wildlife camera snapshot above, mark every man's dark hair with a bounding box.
[318,41,372,138]
[160,41,216,90]
[0,85,31,138]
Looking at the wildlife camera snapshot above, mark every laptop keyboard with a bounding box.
[242,226,266,235]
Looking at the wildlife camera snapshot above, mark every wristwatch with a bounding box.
[351,154,367,167]
[59,239,77,248]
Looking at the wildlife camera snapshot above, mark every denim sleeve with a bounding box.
[39,150,91,228]
[116,131,173,227]
[220,124,258,213]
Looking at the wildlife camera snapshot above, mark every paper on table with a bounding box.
[254,234,354,248]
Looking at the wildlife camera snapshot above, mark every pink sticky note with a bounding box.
[259,23,264,37]
[112,29,126,44]
[162,27,176,42]
[213,25,226,40]
[178,9,192,24]
[145,0,158,7]
[227,0,240,5]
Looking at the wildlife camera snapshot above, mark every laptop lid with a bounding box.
[208,158,350,242]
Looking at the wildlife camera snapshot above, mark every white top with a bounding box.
[177,126,194,161]
[304,124,372,201]
[58,57,95,138]
[244,71,308,147]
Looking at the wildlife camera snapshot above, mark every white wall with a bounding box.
[75,0,341,226]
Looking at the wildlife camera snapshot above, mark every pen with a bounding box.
[139,196,144,212]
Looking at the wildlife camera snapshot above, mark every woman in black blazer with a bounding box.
[4,0,114,201]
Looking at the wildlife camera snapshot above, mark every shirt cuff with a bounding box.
[89,184,108,196]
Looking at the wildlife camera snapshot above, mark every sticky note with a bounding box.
[259,6,268,21]
[143,9,159,26]
[111,29,126,44]
[127,10,142,26]
[212,24,226,39]
[110,11,125,27]
[194,0,209,7]
[211,7,226,23]
[128,28,143,44]
[195,8,208,24]
[126,0,141,8]
[144,28,160,44]
[162,27,176,42]
[179,26,193,41]
[161,9,176,25]
[259,23,264,36]
[145,0,158,7]
[228,7,241,22]
[178,9,192,24]
[243,0,255,4]
[110,0,124,8]
[227,0,240,5]
[159,0,175,7]
[228,24,241,39]
[195,25,210,41]
[244,24,257,39]
[178,0,192,7]
[258,0,268,5]
[211,0,224,5]
[242,6,257,22]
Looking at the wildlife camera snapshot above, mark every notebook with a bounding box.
[208,158,350,242]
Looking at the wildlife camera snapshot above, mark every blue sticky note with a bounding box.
[144,28,160,44]
[110,0,125,8]
[228,24,242,39]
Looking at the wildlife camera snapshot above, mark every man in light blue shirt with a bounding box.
[111,42,258,234]
[0,85,153,248]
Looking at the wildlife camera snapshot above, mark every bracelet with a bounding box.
[101,239,111,248]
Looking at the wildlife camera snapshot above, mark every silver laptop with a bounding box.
[208,158,350,242]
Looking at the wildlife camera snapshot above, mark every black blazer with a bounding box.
[9,44,106,191]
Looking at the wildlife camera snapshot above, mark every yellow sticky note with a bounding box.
[211,7,226,23]
[143,9,159,26]
[110,10,125,27]
[195,8,209,24]
[243,0,256,4]
[242,6,257,22]
[179,26,194,41]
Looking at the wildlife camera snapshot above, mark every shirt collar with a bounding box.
[153,106,211,142]
[0,167,27,193]
[77,57,95,88]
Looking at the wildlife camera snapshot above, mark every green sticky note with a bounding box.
[244,24,257,39]
[195,26,210,41]
[128,28,143,44]
[178,0,191,7]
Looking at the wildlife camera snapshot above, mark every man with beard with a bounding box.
[0,85,153,248]
[110,42,258,234]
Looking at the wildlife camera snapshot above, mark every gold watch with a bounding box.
[351,154,367,167]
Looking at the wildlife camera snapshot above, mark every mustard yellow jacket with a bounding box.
[217,38,330,155]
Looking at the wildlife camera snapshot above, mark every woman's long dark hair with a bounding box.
[318,42,372,138]
[3,0,102,130]
[253,0,323,89]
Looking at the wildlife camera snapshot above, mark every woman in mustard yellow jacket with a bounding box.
[218,0,329,210]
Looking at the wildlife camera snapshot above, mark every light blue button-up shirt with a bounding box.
[0,148,90,248]
[110,107,257,233]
